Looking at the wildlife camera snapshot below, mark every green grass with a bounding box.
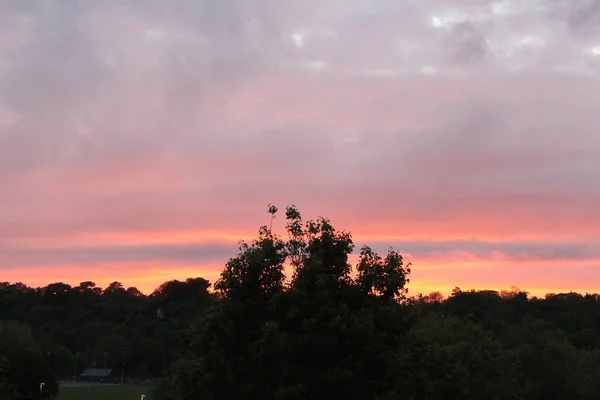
[58,385,153,400]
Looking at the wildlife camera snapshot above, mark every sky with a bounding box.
[1,0,600,297]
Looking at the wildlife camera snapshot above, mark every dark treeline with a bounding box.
[2,205,600,399]
[0,276,214,399]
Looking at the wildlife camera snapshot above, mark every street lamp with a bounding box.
[120,352,125,384]
[74,352,79,382]
[104,352,107,369]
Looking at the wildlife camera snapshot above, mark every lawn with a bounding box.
[57,385,154,400]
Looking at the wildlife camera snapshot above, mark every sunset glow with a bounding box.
[2,1,600,297]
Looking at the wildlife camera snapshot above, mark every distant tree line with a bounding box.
[0,275,214,398]
[3,205,600,399]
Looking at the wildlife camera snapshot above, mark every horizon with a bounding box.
[2,1,600,298]
[1,218,593,298]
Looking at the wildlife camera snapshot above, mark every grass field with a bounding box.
[58,385,154,400]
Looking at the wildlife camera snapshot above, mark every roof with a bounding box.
[80,368,113,377]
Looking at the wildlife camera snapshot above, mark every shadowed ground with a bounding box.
[57,385,153,400]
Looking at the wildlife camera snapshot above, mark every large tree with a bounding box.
[154,205,411,400]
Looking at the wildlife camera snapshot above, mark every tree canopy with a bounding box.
[3,205,600,399]
[152,205,600,400]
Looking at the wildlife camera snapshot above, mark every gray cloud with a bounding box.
[367,240,600,262]
[1,0,600,290]
[3,237,598,272]
[0,242,235,269]
[566,0,600,36]
[444,21,489,64]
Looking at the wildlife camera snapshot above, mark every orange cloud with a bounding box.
[4,234,599,299]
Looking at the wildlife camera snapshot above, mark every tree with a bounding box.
[0,321,57,399]
[215,225,287,304]
[0,359,15,400]
[356,245,411,302]
[286,206,355,295]
[577,349,600,399]
[50,346,73,381]
[155,205,411,400]
[506,319,579,400]
[11,203,600,399]
[392,314,519,399]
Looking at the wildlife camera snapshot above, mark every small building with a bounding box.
[79,368,115,383]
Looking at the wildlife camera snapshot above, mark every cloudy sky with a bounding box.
[1,0,600,296]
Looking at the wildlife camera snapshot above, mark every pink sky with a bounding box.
[1,1,600,297]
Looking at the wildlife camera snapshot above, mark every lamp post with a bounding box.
[74,352,79,382]
[92,361,96,385]
[104,352,107,369]
[120,352,125,384]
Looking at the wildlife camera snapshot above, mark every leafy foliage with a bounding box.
[0,277,215,389]
[357,245,411,302]
[0,321,57,399]
[4,205,600,399]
